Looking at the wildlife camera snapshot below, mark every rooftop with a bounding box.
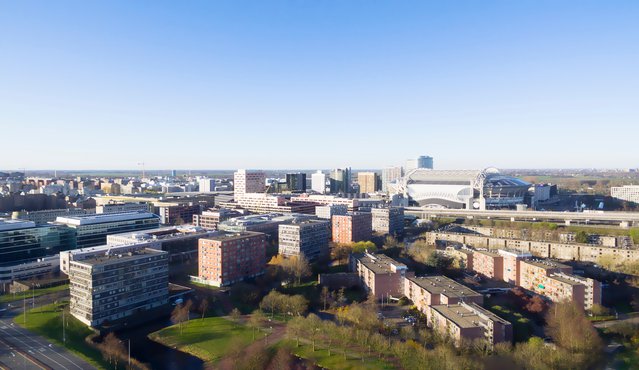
[0,219,36,232]
[72,248,167,266]
[431,302,510,329]
[522,259,571,270]
[548,273,583,286]
[55,211,159,226]
[407,275,481,299]
[107,225,217,242]
[353,253,408,274]
[474,249,502,258]
[200,231,265,242]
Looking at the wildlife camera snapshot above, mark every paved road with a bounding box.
[0,293,95,370]
[593,313,639,329]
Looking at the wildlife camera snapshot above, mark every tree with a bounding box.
[287,316,305,347]
[575,230,589,244]
[284,255,311,285]
[351,241,377,254]
[546,302,602,355]
[171,303,189,335]
[321,286,330,310]
[230,308,242,324]
[199,298,209,319]
[248,310,266,340]
[102,332,126,368]
[260,290,283,318]
[332,243,351,265]
[426,252,452,272]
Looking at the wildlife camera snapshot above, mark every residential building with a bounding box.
[404,275,483,313]
[357,172,380,194]
[382,166,403,193]
[217,213,314,242]
[497,249,532,285]
[54,212,160,248]
[329,168,351,194]
[350,253,413,298]
[311,171,327,194]
[192,208,244,229]
[286,173,307,193]
[198,178,216,193]
[405,155,434,172]
[332,213,373,244]
[428,302,512,348]
[158,204,202,225]
[472,250,504,280]
[68,248,169,327]
[315,204,348,220]
[611,185,639,204]
[371,207,404,235]
[278,220,330,261]
[196,232,266,287]
[234,169,266,198]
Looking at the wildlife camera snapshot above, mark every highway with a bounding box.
[0,293,95,370]
[405,207,639,226]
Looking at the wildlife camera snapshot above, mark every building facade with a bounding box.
[315,204,348,220]
[611,185,639,204]
[234,169,266,198]
[332,213,373,244]
[472,250,504,280]
[311,171,327,194]
[357,172,380,194]
[350,253,413,298]
[198,178,216,193]
[329,168,351,194]
[405,155,434,172]
[278,220,330,261]
[371,207,404,236]
[158,204,202,225]
[192,208,244,229]
[404,275,483,313]
[286,173,307,193]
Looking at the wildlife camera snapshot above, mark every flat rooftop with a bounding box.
[431,302,510,329]
[407,275,481,299]
[200,231,265,242]
[521,259,571,270]
[0,219,36,231]
[55,211,158,226]
[353,253,407,274]
[108,225,216,241]
[548,273,583,286]
[474,250,502,258]
[73,248,167,266]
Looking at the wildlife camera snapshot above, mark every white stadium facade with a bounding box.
[391,168,530,210]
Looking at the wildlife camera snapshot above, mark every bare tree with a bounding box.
[199,299,209,320]
[248,310,266,340]
[171,303,189,335]
[230,307,242,325]
[321,286,330,311]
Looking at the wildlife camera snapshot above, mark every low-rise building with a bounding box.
[10,208,89,224]
[404,275,483,313]
[278,220,330,261]
[428,302,512,348]
[195,232,267,287]
[158,204,202,225]
[95,202,150,214]
[217,213,314,242]
[222,193,316,214]
[192,208,244,229]
[68,248,169,327]
[472,250,504,280]
[371,207,404,236]
[497,249,532,286]
[315,204,348,220]
[332,213,373,244]
[60,241,161,274]
[350,253,413,298]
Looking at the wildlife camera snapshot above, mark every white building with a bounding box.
[382,166,403,193]
[234,169,266,198]
[405,156,434,172]
[198,178,216,193]
[311,170,327,194]
[611,185,639,204]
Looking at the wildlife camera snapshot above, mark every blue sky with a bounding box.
[1,1,637,170]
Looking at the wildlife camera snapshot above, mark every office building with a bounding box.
[95,202,149,214]
[371,207,404,235]
[68,248,169,327]
[382,166,403,193]
[158,204,202,225]
[428,302,512,348]
[357,172,380,194]
[405,155,434,172]
[291,194,383,211]
[198,178,216,193]
[611,185,639,204]
[230,193,316,214]
[196,232,266,287]
[10,208,89,225]
[286,173,307,193]
[329,168,351,194]
[315,204,348,220]
[60,241,161,274]
[332,213,373,244]
[217,213,314,242]
[404,275,483,313]
[350,253,413,298]
[311,171,327,194]
[278,220,330,261]
[55,212,160,248]
[192,208,244,229]
[234,169,266,198]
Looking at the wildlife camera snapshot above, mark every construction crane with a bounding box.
[137,162,146,179]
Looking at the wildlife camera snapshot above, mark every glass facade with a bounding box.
[68,218,160,248]
[0,225,77,266]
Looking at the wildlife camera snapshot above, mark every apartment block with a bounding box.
[196,232,266,287]
[371,207,404,236]
[332,213,373,244]
[497,249,532,286]
[357,172,380,194]
[428,302,512,348]
[404,275,483,313]
[68,248,169,327]
[472,250,504,280]
[548,273,602,310]
[315,204,348,220]
[234,169,266,198]
[278,220,330,261]
[350,253,413,298]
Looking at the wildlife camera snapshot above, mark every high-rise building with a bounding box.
[171,169,177,177]
[357,172,380,193]
[196,231,267,287]
[68,247,169,327]
[158,204,202,225]
[315,204,348,220]
[311,171,327,194]
[371,207,404,236]
[234,169,266,198]
[329,168,351,194]
[332,212,372,244]
[198,178,216,193]
[405,155,434,172]
[286,173,307,193]
[381,166,403,192]
[278,220,330,261]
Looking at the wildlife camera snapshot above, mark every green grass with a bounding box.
[282,340,395,370]
[0,284,69,304]
[149,316,255,363]
[14,302,108,369]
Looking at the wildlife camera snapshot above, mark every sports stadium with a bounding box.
[392,168,530,210]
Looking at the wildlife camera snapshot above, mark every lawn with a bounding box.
[148,316,255,363]
[281,340,395,370]
[14,302,108,369]
[0,284,69,304]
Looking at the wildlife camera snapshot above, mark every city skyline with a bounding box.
[1,1,638,170]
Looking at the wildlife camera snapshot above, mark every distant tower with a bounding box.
[405,156,433,172]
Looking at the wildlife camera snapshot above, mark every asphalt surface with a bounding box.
[0,293,95,370]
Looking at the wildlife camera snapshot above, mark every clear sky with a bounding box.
[1,1,637,171]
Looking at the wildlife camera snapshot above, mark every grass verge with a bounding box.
[280,339,395,370]
[0,284,69,304]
